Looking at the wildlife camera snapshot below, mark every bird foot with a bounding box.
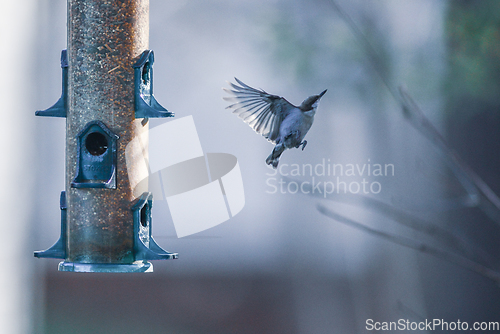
[300,140,307,151]
[266,157,280,169]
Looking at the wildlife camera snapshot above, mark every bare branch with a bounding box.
[329,0,397,100]
[317,204,500,284]
[399,86,500,225]
[282,176,490,264]
[329,0,500,225]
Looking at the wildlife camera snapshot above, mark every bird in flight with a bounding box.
[224,78,327,168]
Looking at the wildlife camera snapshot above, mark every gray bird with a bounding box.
[224,78,327,168]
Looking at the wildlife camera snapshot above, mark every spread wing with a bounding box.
[223,78,294,144]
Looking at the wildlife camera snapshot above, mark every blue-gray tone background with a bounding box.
[2,0,500,333]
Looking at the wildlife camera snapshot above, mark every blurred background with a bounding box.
[2,0,500,333]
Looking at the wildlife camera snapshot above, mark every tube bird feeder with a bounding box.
[35,0,178,272]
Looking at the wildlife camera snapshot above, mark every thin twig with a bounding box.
[329,0,500,225]
[399,87,500,225]
[329,0,398,100]
[282,176,490,264]
[318,204,500,284]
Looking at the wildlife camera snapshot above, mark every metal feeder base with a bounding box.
[58,261,153,273]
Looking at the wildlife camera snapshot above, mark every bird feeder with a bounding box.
[34,0,178,272]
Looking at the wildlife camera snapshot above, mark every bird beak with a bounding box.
[319,89,327,98]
